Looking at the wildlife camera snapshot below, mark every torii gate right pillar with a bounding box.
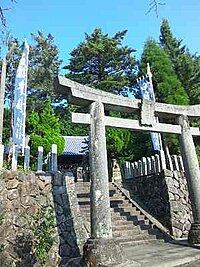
[178,115,200,244]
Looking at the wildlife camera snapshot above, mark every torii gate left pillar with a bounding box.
[82,101,127,266]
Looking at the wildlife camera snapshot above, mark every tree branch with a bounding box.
[146,0,166,17]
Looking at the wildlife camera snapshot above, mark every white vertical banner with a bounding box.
[137,77,161,151]
[13,39,29,153]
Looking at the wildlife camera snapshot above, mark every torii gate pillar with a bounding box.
[82,102,127,266]
[178,115,200,244]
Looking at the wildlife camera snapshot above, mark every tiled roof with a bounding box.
[62,136,89,156]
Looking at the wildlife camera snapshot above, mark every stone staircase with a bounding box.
[75,182,170,247]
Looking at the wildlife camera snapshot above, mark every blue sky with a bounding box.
[2,0,200,69]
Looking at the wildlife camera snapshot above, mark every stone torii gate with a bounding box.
[55,76,200,265]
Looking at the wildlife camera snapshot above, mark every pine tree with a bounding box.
[65,28,137,95]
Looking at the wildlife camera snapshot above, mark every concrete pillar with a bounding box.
[155,154,161,173]
[37,146,43,172]
[142,157,148,176]
[131,163,136,178]
[0,144,4,170]
[178,155,185,172]
[51,144,58,172]
[165,145,174,171]
[46,152,51,171]
[151,156,156,173]
[24,146,30,171]
[11,145,18,171]
[177,115,200,244]
[134,161,138,177]
[89,101,112,239]
[172,155,180,171]
[159,149,167,170]
[138,160,143,176]
[129,161,132,178]
[147,157,152,174]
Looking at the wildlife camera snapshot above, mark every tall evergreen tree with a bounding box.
[140,38,189,105]
[160,19,200,104]
[140,39,190,154]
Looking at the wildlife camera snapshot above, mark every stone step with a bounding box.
[112,220,138,226]
[78,199,132,208]
[80,206,139,219]
[82,218,150,229]
[113,229,141,237]
[117,236,165,247]
[112,224,140,231]
[78,199,130,207]
[82,214,149,226]
[75,184,116,190]
[77,196,125,203]
[80,208,142,218]
[77,190,117,198]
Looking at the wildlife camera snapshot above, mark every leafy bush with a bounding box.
[27,99,65,157]
[31,207,55,264]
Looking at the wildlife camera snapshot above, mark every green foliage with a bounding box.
[65,28,137,95]
[4,32,62,108]
[4,38,23,102]
[27,100,65,156]
[28,31,62,96]
[160,19,200,105]
[63,29,139,161]
[55,104,88,136]
[159,19,200,157]
[140,38,190,155]
[31,207,55,265]
[140,39,189,105]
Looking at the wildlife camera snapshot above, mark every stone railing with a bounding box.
[0,144,59,173]
[121,153,185,180]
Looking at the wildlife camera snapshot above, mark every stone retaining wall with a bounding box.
[0,170,87,266]
[0,170,58,266]
[123,170,193,238]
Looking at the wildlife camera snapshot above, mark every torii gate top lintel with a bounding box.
[55,76,200,118]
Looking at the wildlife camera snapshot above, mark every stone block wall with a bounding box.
[0,170,58,266]
[123,169,193,238]
[0,170,88,266]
